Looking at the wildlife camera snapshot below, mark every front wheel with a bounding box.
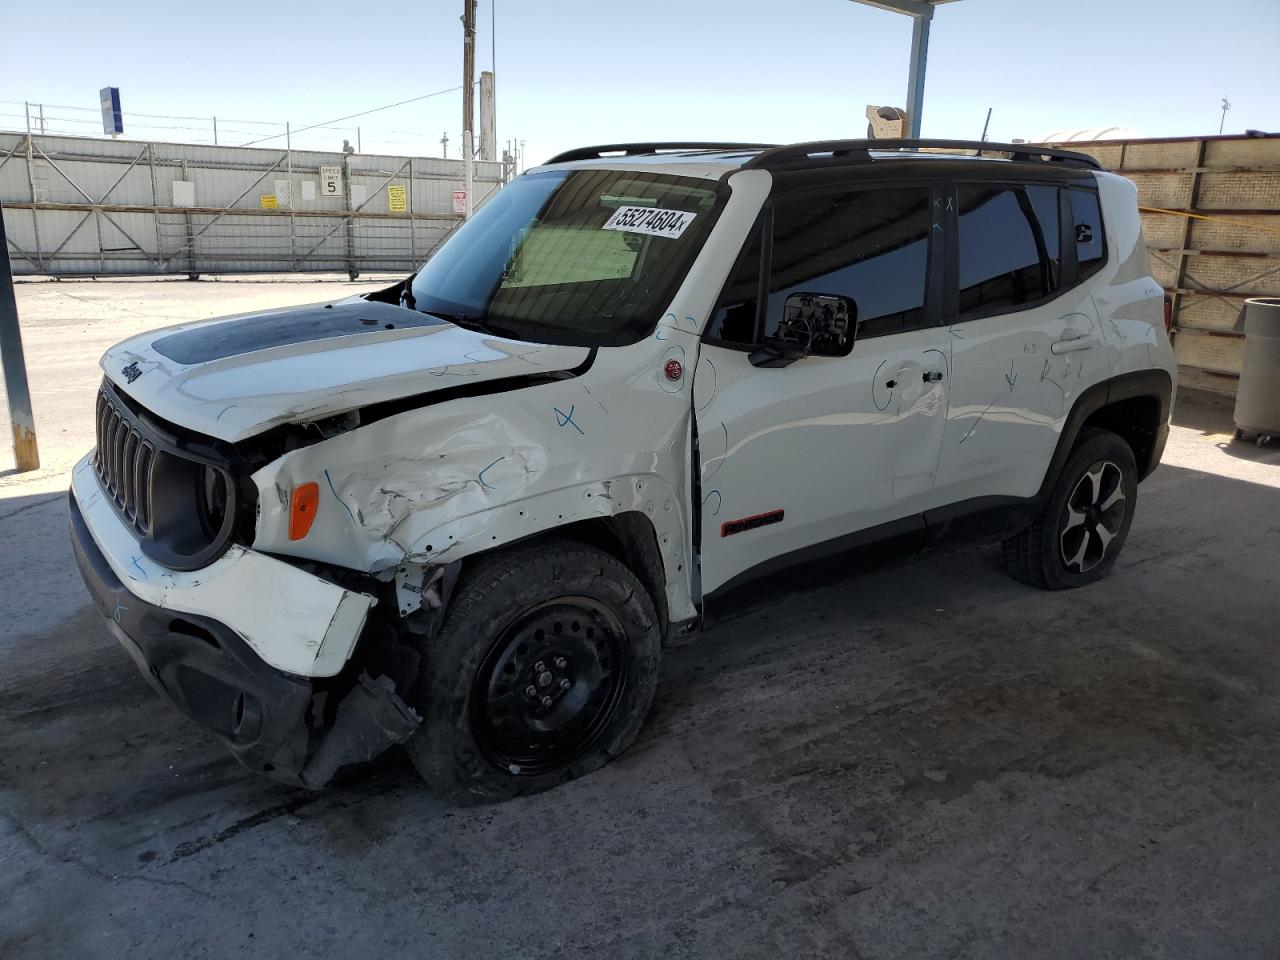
[405,540,661,804]
[1003,428,1138,590]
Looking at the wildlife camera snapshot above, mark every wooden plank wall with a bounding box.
[1045,135,1280,396]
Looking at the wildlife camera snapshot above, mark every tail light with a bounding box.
[1163,294,1173,334]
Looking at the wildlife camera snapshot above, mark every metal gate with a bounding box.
[0,132,506,277]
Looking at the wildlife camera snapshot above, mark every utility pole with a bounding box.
[1219,96,1231,136]
[462,0,477,137]
[461,0,478,218]
[440,131,449,158]
[0,203,40,471]
[479,71,496,161]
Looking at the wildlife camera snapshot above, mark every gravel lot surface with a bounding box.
[2,278,1277,958]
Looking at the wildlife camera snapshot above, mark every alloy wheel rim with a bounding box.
[1059,459,1126,574]
[470,596,629,776]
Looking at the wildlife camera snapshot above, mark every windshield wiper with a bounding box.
[424,309,482,329]
[425,310,522,340]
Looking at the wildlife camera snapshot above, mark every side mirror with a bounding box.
[749,293,857,368]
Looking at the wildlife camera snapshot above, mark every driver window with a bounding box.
[765,186,932,342]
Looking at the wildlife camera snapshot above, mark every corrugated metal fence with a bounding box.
[1049,134,1280,397]
[0,132,505,277]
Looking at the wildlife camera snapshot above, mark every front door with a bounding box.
[694,183,951,596]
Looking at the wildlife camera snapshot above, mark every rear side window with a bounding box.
[956,185,1052,316]
[1025,184,1061,289]
[765,186,932,340]
[1069,187,1106,280]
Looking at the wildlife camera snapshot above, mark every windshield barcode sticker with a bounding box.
[602,205,697,239]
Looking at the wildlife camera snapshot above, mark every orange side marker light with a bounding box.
[289,482,320,540]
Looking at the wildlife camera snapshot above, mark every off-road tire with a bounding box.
[404,539,661,804]
[1003,427,1138,590]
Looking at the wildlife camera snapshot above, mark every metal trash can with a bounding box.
[1234,297,1280,445]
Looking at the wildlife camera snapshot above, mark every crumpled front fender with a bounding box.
[251,361,697,623]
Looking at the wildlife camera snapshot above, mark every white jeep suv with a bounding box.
[70,139,1176,800]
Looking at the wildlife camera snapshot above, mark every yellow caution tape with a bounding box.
[1139,205,1280,236]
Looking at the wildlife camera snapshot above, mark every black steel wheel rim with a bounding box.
[470,596,630,776]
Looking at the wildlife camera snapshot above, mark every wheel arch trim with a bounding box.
[1038,368,1173,498]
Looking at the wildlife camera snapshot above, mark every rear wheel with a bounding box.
[405,540,660,804]
[1003,428,1138,590]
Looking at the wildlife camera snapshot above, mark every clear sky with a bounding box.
[2,0,1278,165]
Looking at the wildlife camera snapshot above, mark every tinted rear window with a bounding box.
[957,185,1051,316]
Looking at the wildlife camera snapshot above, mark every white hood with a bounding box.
[101,297,591,442]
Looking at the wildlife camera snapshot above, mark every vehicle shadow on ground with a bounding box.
[2,457,1279,958]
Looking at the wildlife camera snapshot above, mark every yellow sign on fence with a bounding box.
[387,185,407,213]
[259,195,278,209]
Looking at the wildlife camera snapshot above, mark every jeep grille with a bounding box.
[91,380,239,571]
[94,386,156,535]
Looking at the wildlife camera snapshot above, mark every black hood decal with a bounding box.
[152,300,447,365]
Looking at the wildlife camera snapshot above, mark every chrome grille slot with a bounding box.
[121,431,138,518]
[93,385,159,539]
[135,442,154,532]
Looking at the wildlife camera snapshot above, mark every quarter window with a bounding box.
[1069,188,1105,280]
[704,219,763,344]
[957,185,1053,316]
[765,187,932,340]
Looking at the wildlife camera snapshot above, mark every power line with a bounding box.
[238,85,463,146]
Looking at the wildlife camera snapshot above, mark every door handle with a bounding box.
[923,370,944,383]
[1050,335,1097,355]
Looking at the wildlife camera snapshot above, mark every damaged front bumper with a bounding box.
[69,455,420,787]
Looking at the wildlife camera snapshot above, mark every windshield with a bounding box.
[409,168,723,346]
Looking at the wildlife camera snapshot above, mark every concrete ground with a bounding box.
[1,277,1278,959]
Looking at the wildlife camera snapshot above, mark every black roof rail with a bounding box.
[744,138,1103,171]
[545,142,778,165]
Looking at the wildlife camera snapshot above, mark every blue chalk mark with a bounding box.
[112,601,127,624]
[478,456,505,491]
[655,329,670,341]
[554,404,584,435]
[323,470,359,525]
[128,556,148,580]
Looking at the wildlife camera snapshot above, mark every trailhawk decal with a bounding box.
[602,205,697,239]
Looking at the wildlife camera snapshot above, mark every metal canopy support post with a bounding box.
[904,7,931,138]
[851,0,959,138]
[0,203,40,471]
